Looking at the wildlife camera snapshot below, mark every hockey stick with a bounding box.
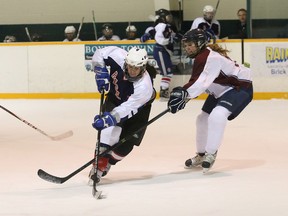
[25,27,32,42]
[37,108,170,184]
[0,105,73,141]
[92,89,105,199]
[76,17,84,41]
[215,0,220,17]
[92,10,98,40]
[178,0,183,31]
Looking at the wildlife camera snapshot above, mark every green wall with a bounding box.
[1,19,288,42]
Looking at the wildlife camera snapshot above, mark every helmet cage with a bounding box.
[155,8,173,24]
[124,47,148,82]
[124,63,146,82]
[203,5,215,21]
[182,29,208,58]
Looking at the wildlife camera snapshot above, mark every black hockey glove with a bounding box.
[168,87,189,114]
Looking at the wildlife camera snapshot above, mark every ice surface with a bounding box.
[1,99,288,216]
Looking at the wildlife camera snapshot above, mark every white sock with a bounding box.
[206,106,231,154]
[196,111,209,153]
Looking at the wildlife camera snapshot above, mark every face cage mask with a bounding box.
[124,63,146,82]
[182,40,202,59]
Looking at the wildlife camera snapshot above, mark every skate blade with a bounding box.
[88,179,93,186]
[184,164,202,169]
[203,168,210,174]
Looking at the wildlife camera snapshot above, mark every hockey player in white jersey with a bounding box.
[89,46,156,183]
[153,9,178,100]
[191,5,220,39]
[167,29,253,173]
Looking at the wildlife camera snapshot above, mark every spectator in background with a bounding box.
[191,5,220,39]
[122,25,139,40]
[31,33,43,42]
[63,25,81,41]
[98,23,120,41]
[228,8,247,39]
[3,35,17,43]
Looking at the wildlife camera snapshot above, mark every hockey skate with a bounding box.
[88,157,110,185]
[202,152,217,173]
[159,87,169,101]
[101,163,111,177]
[184,153,205,168]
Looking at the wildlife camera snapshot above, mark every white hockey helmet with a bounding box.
[203,5,215,21]
[126,25,137,32]
[3,35,17,43]
[124,47,148,82]
[125,47,148,67]
[64,26,76,34]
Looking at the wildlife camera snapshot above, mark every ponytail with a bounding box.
[207,44,230,58]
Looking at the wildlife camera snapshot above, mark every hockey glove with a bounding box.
[140,33,151,43]
[205,29,217,43]
[92,112,117,130]
[168,87,189,114]
[94,66,110,92]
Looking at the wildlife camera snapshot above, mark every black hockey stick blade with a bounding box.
[37,169,65,184]
[37,158,95,184]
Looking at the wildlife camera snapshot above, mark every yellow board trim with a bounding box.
[0,92,287,100]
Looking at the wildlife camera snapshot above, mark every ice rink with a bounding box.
[1,99,288,216]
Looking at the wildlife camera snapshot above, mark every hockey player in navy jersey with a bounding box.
[89,46,156,183]
[168,29,253,173]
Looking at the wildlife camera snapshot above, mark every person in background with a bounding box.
[153,8,179,100]
[167,28,253,173]
[89,46,157,183]
[3,35,17,43]
[190,5,220,39]
[122,25,139,40]
[228,8,247,39]
[63,25,81,41]
[31,33,42,42]
[140,26,155,42]
[97,23,120,41]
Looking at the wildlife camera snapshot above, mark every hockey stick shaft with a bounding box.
[92,89,105,198]
[76,17,84,40]
[25,27,32,42]
[215,0,220,16]
[0,105,73,141]
[37,108,170,184]
[92,10,98,40]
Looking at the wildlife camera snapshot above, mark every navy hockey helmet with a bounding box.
[182,29,208,58]
[155,8,172,24]
[102,23,113,30]
[101,23,113,40]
